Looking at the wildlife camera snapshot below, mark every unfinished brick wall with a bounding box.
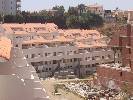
[96,24,133,93]
[109,24,133,70]
[97,66,133,93]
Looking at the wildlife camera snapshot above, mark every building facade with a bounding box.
[86,4,104,17]
[0,23,121,78]
[0,0,20,15]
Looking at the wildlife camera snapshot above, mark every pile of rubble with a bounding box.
[65,82,132,100]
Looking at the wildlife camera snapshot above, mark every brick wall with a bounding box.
[96,24,133,93]
[97,66,133,93]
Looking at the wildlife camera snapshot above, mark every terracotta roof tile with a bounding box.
[0,37,12,60]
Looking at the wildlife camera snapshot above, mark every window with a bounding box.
[45,53,47,57]
[108,55,111,59]
[32,44,35,47]
[95,56,100,60]
[92,64,95,67]
[63,59,66,63]
[38,53,41,56]
[16,36,22,39]
[86,65,88,68]
[53,60,57,64]
[85,57,87,60]
[53,52,56,56]
[45,61,47,65]
[39,61,43,65]
[15,44,18,47]
[74,51,77,54]
[31,54,35,58]
[74,58,77,62]
[120,72,123,77]
[48,61,51,65]
[102,56,104,59]
[42,69,45,72]
[47,53,52,57]
[129,48,131,54]
[25,55,28,58]
[89,48,92,52]
[87,65,90,67]
[92,57,95,60]
[49,68,51,71]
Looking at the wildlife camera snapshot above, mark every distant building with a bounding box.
[111,9,133,23]
[45,9,58,16]
[86,3,104,17]
[104,10,116,23]
[127,10,133,24]
[103,9,133,23]
[0,0,21,15]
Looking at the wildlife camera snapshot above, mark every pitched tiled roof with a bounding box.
[0,37,12,60]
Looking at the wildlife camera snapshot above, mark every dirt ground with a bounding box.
[42,79,85,100]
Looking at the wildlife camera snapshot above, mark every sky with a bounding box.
[21,0,133,11]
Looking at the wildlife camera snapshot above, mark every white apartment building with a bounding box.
[0,23,121,78]
[0,0,20,15]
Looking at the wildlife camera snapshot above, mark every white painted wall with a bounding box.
[0,0,17,15]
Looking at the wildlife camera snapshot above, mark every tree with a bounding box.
[3,4,104,29]
[68,7,78,16]
[77,4,86,15]
[66,12,103,29]
[78,13,91,29]
[52,5,67,28]
[66,15,79,28]
[21,11,31,23]
[4,15,16,23]
[15,14,24,23]
[0,15,2,22]
[52,5,65,16]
